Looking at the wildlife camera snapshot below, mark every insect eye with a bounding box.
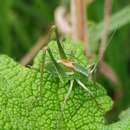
[87,64,96,74]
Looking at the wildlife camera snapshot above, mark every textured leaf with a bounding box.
[100,108,130,130]
[0,40,113,130]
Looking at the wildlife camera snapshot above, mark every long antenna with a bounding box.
[89,27,118,75]
[99,0,112,61]
[99,27,118,62]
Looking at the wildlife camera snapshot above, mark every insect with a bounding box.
[33,25,117,129]
[31,24,116,114]
[38,26,117,120]
[38,26,104,114]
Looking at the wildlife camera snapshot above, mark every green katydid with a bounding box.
[43,26,105,113]
[37,25,116,117]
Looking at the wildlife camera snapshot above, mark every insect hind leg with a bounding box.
[76,79,105,113]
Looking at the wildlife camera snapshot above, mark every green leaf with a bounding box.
[100,108,130,130]
[0,40,113,130]
[89,5,130,52]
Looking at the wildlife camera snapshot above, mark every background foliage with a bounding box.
[0,0,130,122]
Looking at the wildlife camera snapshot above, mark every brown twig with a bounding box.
[99,61,122,100]
[99,61,120,86]
[20,33,49,65]
[71,0,88,43]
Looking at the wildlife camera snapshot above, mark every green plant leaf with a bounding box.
[0,40,113,130]
[100,108,130,130]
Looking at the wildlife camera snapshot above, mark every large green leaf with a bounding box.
[0,40,113,130]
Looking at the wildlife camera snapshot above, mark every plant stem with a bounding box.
[71,0,89,54]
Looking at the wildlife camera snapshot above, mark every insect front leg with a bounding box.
[62,80,74,110]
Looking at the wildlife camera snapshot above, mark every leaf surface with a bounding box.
[0,40,113,130]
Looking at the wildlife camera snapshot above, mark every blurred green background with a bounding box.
[0,0,130,121]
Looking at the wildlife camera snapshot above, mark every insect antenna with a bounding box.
[87,28,118,82]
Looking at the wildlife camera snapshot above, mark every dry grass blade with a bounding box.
[20,33,49,65]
